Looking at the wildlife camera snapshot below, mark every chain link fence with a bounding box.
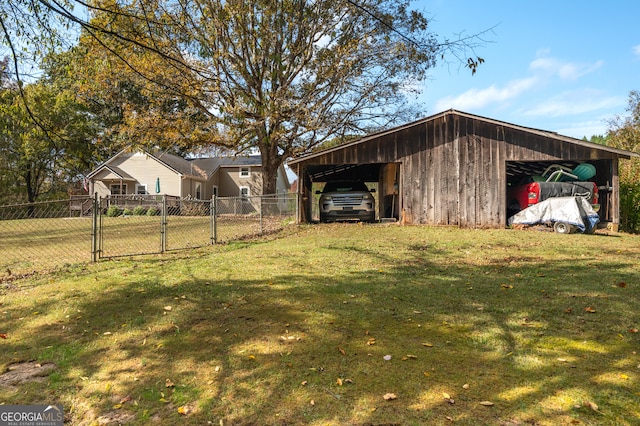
[0,193,298,277]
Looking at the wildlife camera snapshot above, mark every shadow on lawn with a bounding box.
[2,233,640,425]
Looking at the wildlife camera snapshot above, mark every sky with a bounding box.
[413,1,640,139]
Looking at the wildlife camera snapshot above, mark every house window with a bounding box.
[136,184,147,195]
[195,183,201,200]
[110,184,127,195]
[240,186,250,198]
[240,167,250,178]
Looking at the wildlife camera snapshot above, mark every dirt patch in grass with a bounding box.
[0,361,56,389]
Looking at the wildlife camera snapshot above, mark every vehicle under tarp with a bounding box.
[508,196,600,233]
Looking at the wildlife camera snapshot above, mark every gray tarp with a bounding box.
[508,196,600,233]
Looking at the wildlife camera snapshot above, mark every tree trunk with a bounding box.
[260,144,282,196]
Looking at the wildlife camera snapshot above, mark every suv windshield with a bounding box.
[322,181,369,193]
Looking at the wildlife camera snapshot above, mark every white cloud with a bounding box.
[522,89,625,117]
[529,55,603,81]
[557,120,608,139]
[434,76,538,111]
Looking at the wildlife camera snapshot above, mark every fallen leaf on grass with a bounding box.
[336,378,343,386]
[367,338,376,346]
[422,343,433,347]
[443,393,455,404]
[462,384,469,389]
[164,306,172,311]
[629,328,638,333]
[618,282,627,288]
[584,307,596,313]
[402,355,418,360]
[177,406,189,415]
[383,393,397,401]
[165,379,175,388]
[584,400,599,411]
[500,284,514,289]
[338,347,346,356]
[0,334,7,339]
[620,374,629,380]
[479,401,494,406]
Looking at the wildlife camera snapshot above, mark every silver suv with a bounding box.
[317,181,376,223]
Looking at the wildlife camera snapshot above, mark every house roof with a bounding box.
[189,155,262,179]
[288,109,638,165]
[150,150,207,179]
[87,148,208,180]
[87,164,136,180]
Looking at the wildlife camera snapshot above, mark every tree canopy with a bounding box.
[0,79,100,203]
[2,0,489,194]
[606,90,640,232]
[608,90,640,182]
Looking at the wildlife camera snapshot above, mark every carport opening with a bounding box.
[305,163,401,223]
[505,159,613,222]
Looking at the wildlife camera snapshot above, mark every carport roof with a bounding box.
[288,109,638,165]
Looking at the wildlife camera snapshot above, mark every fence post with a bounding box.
[161,195,167,253]
[211,195,217,244]
[91,193,99,262]
[259,195,263,234]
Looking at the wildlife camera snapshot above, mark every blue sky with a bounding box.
[414,1,640,139]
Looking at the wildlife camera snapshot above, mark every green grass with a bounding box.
[1,224,639,425]
[0,215,278,275]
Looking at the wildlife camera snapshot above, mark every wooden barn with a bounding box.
[288,109,637,228]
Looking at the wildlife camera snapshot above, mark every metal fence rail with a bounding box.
[0,193,298,277]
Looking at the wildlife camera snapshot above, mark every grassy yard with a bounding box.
[0,215,275,275]
[1,224,639,425]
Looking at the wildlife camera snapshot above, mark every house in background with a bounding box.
[87,149,290,199]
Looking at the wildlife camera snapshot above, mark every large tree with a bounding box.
[607,90,640,231]
[607,90,640,180]
[0,79,99,203]
[3,0,487,194]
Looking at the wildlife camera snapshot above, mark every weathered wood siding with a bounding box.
[293,111,626,228]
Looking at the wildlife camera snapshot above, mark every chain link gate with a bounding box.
[0,193,297,274]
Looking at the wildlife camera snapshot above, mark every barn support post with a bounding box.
[611,159,620,231]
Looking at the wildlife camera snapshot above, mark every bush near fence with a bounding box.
[0,193,297,277]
